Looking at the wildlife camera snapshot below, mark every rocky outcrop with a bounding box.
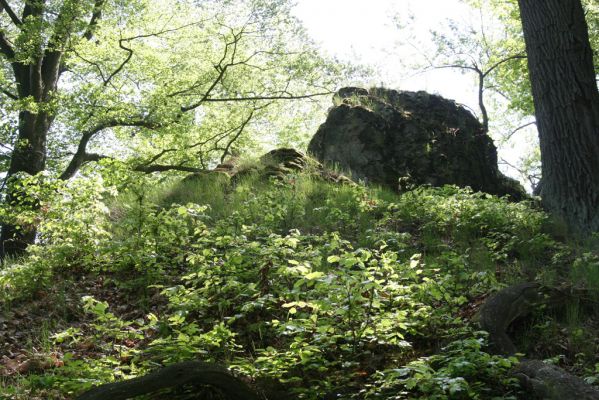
[308,87,525,199]
[178,149,354,192]
[259,148,314,180]
[259,148,354,185]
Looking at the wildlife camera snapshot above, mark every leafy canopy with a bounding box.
[0,0,340,176]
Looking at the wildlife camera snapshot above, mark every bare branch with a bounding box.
[504,121,537,141]
[0,0,22,26]
[102,38,133,86]
[60,118,162,180]
[71,48,109,83]
[133,164,205,174]
[499,157,540,191]
[424,53,524,136]
[178,28,243,111]
[420,63,481,75]
[136,126,237,168]
[482,53,526,78]
[220,109,255,163]
[91,21,204,87]
[139,148,179,168]
[173,24,333,113]
[0,141,13,152]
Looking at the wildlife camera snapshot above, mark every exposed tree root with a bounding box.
[76,361,260,400]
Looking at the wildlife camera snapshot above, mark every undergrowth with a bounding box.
[1,168,598,399]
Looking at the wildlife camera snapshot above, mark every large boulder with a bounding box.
[308,87,525,199]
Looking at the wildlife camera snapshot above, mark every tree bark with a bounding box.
[0,110,51,258]
[0,53,59,259]
[518,0,599,234]
[0,1,103,259]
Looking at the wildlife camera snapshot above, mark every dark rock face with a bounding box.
[308,87,525,199]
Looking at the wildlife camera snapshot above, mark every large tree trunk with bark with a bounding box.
[0,110,51,258]
[0,16,61,259]
[518,0,599,234]
[0,0,106,260]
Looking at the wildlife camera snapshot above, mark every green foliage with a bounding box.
[1,168,597,399]
[363,335,520,399]
[0,0,343,187]
[480,0,598,116]
[0,174,112,303]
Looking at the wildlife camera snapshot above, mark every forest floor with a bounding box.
[1,167,599,399]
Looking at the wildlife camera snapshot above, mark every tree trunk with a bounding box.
[0,1,106,260]
[518,0,599,234]
[0,52,59,259]
[0,110,51,259]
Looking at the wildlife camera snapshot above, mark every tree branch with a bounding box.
[423,63,480,74]
[102,38,133,86]
[476,69,489,134]
[60,118,162,180]
[499,157,540,191]
[82,0,105,40]
[482,53,526,78]
[178,28,243,111]
[0,30,15,59]
[504,120,537,141]
[198,91,334,104]
[220,109,255,163]
[0,141,13,152]
[133,164,205,174]
[42,0,90,95]
[95,22,203,87]
[134,122,247,171]
[0,0,22,26]
[0,86,17,99]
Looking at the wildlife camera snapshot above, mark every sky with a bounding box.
[292,0,478,109]
[292,0,537,187]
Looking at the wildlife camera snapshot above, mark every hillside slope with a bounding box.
[1,162,598,399]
